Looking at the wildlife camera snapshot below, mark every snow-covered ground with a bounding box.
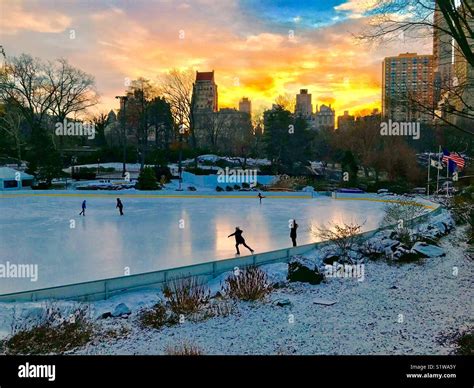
[0,209,471,355]
[75,223,472,355]
[0,195,385,294]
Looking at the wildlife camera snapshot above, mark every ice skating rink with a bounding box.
[0,194,386,294]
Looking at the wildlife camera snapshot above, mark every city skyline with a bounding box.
[0,0,431,117]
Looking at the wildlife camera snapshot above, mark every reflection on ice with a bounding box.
[0,196,384,293]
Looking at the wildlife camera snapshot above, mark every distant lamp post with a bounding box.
[115,95,129,177]
[177,124,189,191]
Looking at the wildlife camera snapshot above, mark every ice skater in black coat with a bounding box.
[290,219,298,247]
[228,227,254,255]
[116,198,124,215]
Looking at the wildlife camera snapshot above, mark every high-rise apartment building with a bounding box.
[382,53,434,122]
[433,2,454,100]
[239,97,251,116]
[295,89,313,118]
[192,71,218,113]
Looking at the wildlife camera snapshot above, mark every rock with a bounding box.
[433,221,447,235]
[273,298,292,307]
[287,256,324,285]
[272,281,287,289]
[391,246,424,262]
[111,303,131,318]
[99,312,113,319]
[313,298,337,306]
[412,242,445,258]
[322,255,340,265]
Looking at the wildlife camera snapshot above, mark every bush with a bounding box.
[4,303,93,355]
[311,221,363,262]
[164,340,203,355]
[225,185,233,191]
[242,182,250,189]
[381,200,426,229]
[136,167,159,190]
[216,186,224,192]
[457,332,474,355]
[154,165,172,182]
[139,302,178,329]
[233,184,241,190]
[222,266,272,301]
[163,277,210,315]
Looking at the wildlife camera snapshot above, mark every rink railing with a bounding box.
[0,198,442,303]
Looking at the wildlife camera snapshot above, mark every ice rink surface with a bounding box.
[0,194,386,293]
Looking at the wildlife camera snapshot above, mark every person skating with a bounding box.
[290,219,298,247]
[228,227,254,255]
[258,192,266,204]
[116,198,124,216]
[79,200,86,216]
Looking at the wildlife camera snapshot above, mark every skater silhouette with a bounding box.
[290,219,298,247]
[116,198,124,216]
[79,200,86,216]
[228,227,254,255]
[258,192,265,204]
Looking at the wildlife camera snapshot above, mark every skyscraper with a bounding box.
[295,89,313,118]
[239,97,251,116]
[382,53,435,122]
[192,71,218,113]
[433,1,454,101]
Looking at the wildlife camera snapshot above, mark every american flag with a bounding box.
[442,150,465,170]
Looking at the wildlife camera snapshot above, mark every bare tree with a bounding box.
[157,69,196,147]
[0,54,57,132]
[274,93,296,112]
[0,106,24,164]
[359,0,474,132]
[359,0,473,66]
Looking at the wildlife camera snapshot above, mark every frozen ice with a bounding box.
[0,193,386,294]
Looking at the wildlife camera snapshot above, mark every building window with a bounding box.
[3,180,18,188]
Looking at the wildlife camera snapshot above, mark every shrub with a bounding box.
[164,340,203,355]
[233,184,241,190]
[136,167,159,190]
[381,200,426,229]
[216,186,224,192]
[222,266,272,301]
[242,182,250,189]
[163,277,211,315]
[139,302,177,329]
[225,185,233,191]
[311,221,364,262]
[457,332,474,355]
[4,303,93,355]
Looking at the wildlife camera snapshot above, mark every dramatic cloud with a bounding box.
[0,0,430,117]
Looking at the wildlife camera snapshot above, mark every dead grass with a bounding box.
[222,266,272,301]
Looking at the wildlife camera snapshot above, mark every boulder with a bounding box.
[391,246,424,262]
[412,242,445,258]
[287,256,324,285]
[111,303,131,318]
[273,298,292,307]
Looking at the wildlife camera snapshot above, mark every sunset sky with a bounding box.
[0,0,431,118]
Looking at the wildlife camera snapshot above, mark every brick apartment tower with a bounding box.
[382,53,435,122]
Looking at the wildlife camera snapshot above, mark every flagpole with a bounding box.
[446,156,450,198]
[436,145,441,195]
[427,152,431,196]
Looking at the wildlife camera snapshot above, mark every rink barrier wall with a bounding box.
[0,190,312,199]
[0,200,442,303]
